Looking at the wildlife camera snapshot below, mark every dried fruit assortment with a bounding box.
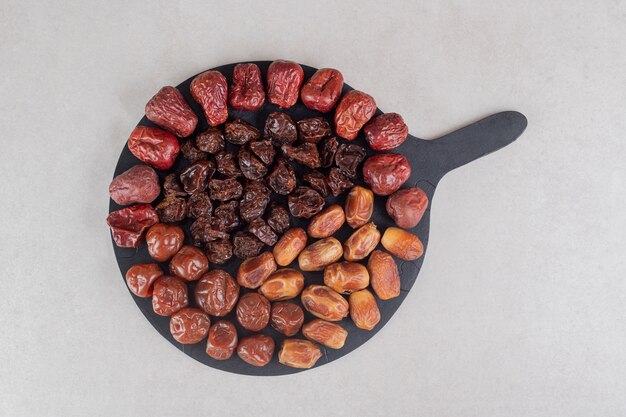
[108,60,430,371]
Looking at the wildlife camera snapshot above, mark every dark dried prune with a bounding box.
[267,158,296,195]
[238,146,267,180]
[327,167,354,197]
[266,60,304,108]
[266,203,290,234]
[248,218,278,246]
[302,170,329,197]
[215,151,242,177]
[190,216,228,245]
[180,139,207,163]
[297,117,332,144]
[300,68,344,113]
[180,160,215,194]
[195,128,225,154]
[190,70,228,127]
[163,173,186,198]
[109,164,160,205]
[224,118,260,145]
[334,90,377,140]
[288,187,325,219]
[127,126,180,170]
[145,86,198,138]
[240,181,270,223]
[214,201,241,231]
[249,140,275,165]
[208,178,243,201]
[319,136,339,168]
[205,238,233,265]
[264,112,297,146]
[187,192,213,219]
[156,196,187,222]
[281,143,321,169]
[233,231,264,259]
[335,143,366,178]
[107,204,159,248]
[229,63,265,111]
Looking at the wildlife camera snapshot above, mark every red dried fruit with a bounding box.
[190,70,228,126]
[169,245,209,281]
[206,320,238,360]
[145,86,198,137]
[237,334,275,367]
[125,263,163,297]
[229,63,266,111]
[301,68,344,113]
[362,153,411,196]
[364,112,409,151]
[152,275,189,316]
[386,187,429,228]
[146,223,184,262]
[109,164,160,205]
[194,270,240,317]
[127,126,180,170]
[266,60,304,108]
[236,292,271,331]
[334,90,377,140]
[169,308,210,344]
[107,204,159,248]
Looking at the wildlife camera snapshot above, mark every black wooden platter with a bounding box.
[109,61,528,376]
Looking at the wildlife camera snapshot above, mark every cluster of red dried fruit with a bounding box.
[107,60,430,369]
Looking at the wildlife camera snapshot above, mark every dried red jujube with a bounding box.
[190,70,228,126]
[145,86,198,138]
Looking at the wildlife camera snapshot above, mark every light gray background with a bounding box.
[1,1,624,416]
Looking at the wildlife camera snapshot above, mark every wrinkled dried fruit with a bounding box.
[271,302,304,336]
[273,228,307,267]
[180,160,215,194]
[232,231,264,259]
[281,142,321,168]
[324,262,370,294]
[206,320,238,360]
[297,117,332,144]
[205,238,233,265]
[237,334,275,367]
[267,158,296,195]
[249,140,275,165]
[302,170,329,197]
[125,263,163,297]
[169,308,210,344]
[145,86,198,137]
[240,181,270,222]
[259,269,305,301]
[152,275,189,316]
[264,112,297,146]
[187,192,213,219]
[190,70,228,126]
[237,251,277,289]
[107,204,159,248]
[362,153,411,196]
[266,203,290,235]
[169,245,209,281]
[248,218,278,246]
[229,63,265,111]
[278,339,322,369]
[334,90,376,140]
[209,178,243,201]
[180,139,208,163]
[127,126,180,170]
[225,118,260,145]
[163,173,186,198]
[236,292,271,331]
[319,136,339,168]
[367,250,401,300]
[266,60,304,108]
[344,186,374,229]
[288,187,325,219]
[349,289,380,331]
[196,127,225,154]
[238,146,267,180]
[327,167,354,197]
[109,164,160,205]
[190,216,227,244]
[343,222,381,261]
[307,204,345,238]
[381,227,424,261]
[364,112,409,151]
[155,196,187,223]
[215,151,242,177]
[214,200,241,231]
[386,187,429,228]
[298,237,343,272]
[146,223,184,262]
[194,270,239,316]
[335,143,366,178]
[300,68,344,113]
[302,319,347,349]
[301,285,349,321]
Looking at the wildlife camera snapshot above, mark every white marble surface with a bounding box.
[1,1,625,416]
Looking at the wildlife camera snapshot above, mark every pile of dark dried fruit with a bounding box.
[107,60,429,369]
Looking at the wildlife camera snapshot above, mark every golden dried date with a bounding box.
[273,228,307,267]
[300,285,349,321]
[349,289,380,331]
[344,186,374,229]
[367,250,400,300]
[237,251,277,289]
[381,227,424,261]
[307,204,345,238]
[298,237,343,272]
[324,262,370,294]
[302,319,348,349]
[258,268,305,301]
[343,222,381,261]
[278,339,322,369]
